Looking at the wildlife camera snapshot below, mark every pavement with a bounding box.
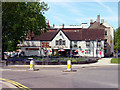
[2,58,118,69]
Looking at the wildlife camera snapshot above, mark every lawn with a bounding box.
[111,58,120,64]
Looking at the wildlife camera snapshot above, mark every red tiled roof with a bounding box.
[32,29,104,41]
[63,30,82,40]
[33,30,58,41]
[89,21,106,29]
[81,29,104,40]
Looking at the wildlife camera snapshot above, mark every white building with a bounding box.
[89,15,114,57]
[18,29,104,57]
[102,22,114,56]
[51,23,88,29]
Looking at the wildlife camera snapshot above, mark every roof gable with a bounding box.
[52,29,70,41]
[89,21,106,29]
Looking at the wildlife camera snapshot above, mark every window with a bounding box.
[97,41,101,47]
[85,49,91,54]
[56,39,66,45]
[60,33,62,36]
[56,40,58,45]
[86,41,90,47]
[105,31,107,36]
[104,39,107,46]
[62,40,65,45]
[26,48,39,50]
[96,50,100,54]
[42,42,49,48]
[74,41,77,45]
[59,39,62,45]
[105,39,107,43]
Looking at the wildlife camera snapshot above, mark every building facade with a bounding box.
[18,15,114,57]
[89,15,114,57]
[18,29,104,57]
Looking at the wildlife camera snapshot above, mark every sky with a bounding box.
[43,0,119,29]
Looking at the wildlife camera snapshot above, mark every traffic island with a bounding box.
[28,69,39,71]
[63,69,77,72]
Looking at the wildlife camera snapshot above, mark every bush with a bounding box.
[72,59,77,63]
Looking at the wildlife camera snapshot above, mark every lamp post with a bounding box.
[40,41,41,57]
[96,39,98,58]
[92,41,94,58]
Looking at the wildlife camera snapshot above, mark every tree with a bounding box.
[114,27,120,53]
[2,2,49,52]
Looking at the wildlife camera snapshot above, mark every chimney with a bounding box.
[96,15,100,23]
[47,20,49,29]
[62,24,64,28]
[53,24,55,28]
[101,19,104,24]
[90,19,93,25]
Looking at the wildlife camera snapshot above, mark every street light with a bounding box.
[96,39,98,58]
[91,41,94,58]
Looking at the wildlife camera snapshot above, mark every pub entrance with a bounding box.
[58,49,70,57]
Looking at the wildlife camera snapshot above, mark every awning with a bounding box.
[82,51,84,53]
[74,50,78,52]
[58,49,65,52]
[45,50,52,52]
[16,49,20,52]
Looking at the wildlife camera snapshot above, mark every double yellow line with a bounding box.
[0,78,31,90]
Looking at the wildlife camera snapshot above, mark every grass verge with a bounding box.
[111,58,120,64]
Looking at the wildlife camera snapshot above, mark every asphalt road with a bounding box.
[1,65,119,88]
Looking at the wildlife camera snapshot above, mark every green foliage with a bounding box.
[2,2,49,52]
[54,53,61,57]
[72,59,77,63]
[114,27,120,51]
[111,58,120,64]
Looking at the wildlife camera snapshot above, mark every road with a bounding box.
[1,65,119,88]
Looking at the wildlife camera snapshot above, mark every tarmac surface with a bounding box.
[0,58,119,89]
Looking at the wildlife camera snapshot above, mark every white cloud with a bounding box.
[94,0,116,16]
[52,15,66,24]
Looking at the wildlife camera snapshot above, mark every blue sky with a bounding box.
[43,0,118,29]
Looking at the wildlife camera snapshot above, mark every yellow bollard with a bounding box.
[30,60,34,70]
[29,58,35,70]
[67,60,72,71]
[63,59,77,72]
